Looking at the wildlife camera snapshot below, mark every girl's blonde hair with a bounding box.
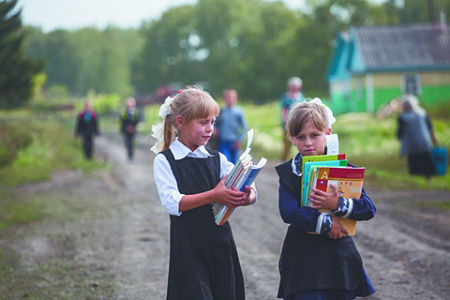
[286,101,329,138]
[162,87,219,151]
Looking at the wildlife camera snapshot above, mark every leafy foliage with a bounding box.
[24,26,136,97]
[0,0,43,109]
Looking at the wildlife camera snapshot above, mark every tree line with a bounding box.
[2,0,450,108]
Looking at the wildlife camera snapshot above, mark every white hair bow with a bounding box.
[309,97,336,128]
[151,96,174,154]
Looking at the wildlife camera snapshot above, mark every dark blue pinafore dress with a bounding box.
[162,149,245,300]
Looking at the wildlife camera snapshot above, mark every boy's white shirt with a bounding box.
[154,138,256,216]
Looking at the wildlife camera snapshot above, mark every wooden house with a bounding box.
[326,23,450,115]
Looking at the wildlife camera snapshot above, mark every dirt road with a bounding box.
[1,134,449,299]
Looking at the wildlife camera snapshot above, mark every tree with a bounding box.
[73,28,132,96]
[132,5,199,94]
[42,30,82,94]
[0,0,43,108]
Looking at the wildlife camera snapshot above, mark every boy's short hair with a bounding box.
[286,101,329,137]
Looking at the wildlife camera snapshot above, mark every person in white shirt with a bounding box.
[151,87,256,300]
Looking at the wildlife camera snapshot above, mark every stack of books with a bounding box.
[212,129,267,225]
[301,145,365,236]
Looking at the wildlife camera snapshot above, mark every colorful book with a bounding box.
[309,166,365,236]
[212,129,267,225]
[302,159,348,206]
[300,153,347,206]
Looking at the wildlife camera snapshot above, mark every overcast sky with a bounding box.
[17,0,306,32]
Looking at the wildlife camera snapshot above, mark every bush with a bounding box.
[0,119,107,187]
[74,93,123,114]
[0,121,33,166]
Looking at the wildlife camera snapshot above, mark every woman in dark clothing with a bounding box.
[397,94,438,179]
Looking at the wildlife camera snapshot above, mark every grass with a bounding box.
[0,118,108,187]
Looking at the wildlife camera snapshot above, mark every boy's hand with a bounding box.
[309,184,339,210]
[329,215,348,239]
[213,176,246,208]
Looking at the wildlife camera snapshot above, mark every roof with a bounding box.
[327,23,450,81]
[353,24,450,72]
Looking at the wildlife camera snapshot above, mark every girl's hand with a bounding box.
[213,176,246,208]
[241,186,256,206]
[329,215,348,239]
[309,184,339,210]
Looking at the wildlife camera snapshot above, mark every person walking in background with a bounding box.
[75,100,99,160]
[275,99,376,300]
[151,87,256,300]
[280,77,305,161]
[215,88,247,163]
[397,94,438,179]
[119,97,140,161]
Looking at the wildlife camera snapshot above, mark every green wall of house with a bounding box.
[329,85,450,115]
[421,86,450,106]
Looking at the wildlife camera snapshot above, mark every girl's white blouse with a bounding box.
[154,139,237,216]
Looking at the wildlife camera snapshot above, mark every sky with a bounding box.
[17,0,306,32]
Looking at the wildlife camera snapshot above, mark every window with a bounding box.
[402,74,421,96]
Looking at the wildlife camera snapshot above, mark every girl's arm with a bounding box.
[179,176,247,212]
[154,152,251,215]
[280,180,349,237]
[153,154,185,216]
[309,184,376,221]
[346,186,376,221]
[278,179,321,233]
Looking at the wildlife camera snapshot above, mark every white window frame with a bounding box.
[402,74,422,96]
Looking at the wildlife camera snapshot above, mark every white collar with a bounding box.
[169,138,213,160]
[291,153,303,176]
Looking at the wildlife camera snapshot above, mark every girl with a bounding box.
[275,99,376,300]
[152,87,256,300]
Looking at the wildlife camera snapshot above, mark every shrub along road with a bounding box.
[1,133,449,299]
